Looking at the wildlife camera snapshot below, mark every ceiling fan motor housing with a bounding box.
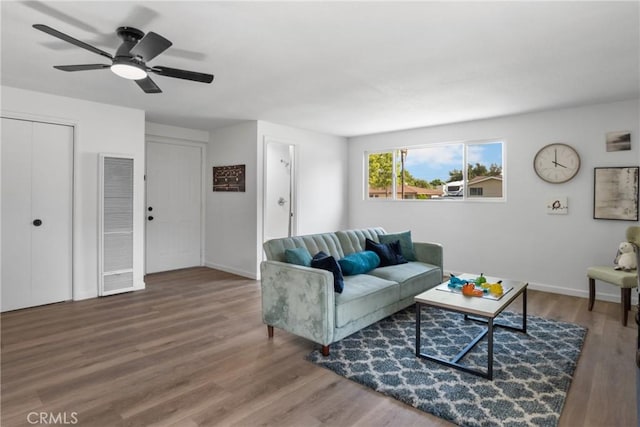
[115,27,145,61]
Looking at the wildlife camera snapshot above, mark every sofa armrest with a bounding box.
[413,242,443,270]
[260,260,336,346]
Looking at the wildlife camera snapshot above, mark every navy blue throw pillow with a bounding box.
[365,238,408,267]
[311,251,345,293]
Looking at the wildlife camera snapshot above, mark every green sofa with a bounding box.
[260,227,443,355]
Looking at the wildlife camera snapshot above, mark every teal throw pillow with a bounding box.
[284,247,312,267]
[379,231,416,261]
[338,251,381,276]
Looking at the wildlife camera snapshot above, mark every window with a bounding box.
[366,140,503,200]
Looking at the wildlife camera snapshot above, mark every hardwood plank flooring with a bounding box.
[1,267,637,426]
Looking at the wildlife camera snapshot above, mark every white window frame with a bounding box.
[365,139,506,202]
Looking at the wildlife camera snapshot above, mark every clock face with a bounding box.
[533,143,580,183]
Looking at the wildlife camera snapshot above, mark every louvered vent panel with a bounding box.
[99,155,135,296]
[103,272,134,292]
[103,233,133,271]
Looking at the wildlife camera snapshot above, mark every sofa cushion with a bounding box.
[336,228,386,254]
[365,238,408,267]
[367,262,442,299]
[263,232,344,262]
[338,251,380,276]
[311,251,344,293]
[284,247,313,267]
[379,230,416,261]
[335,275,399,328]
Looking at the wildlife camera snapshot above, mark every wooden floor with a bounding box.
[1,267,637,427]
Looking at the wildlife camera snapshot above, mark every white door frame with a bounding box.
[144,136,206,274]
[262,136,297,250]
[1,111,76,302]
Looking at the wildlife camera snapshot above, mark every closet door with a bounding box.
[1,118,73,311]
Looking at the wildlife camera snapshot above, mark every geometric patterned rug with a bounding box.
[307,305,587,427]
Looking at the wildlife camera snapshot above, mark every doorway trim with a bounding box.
[144,135,206,274]
[1,110,77,302]
[262,136,297,255]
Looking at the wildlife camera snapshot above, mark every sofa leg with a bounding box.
[267,325,274,338]
[588,278,595,311]
[321,345,330,357]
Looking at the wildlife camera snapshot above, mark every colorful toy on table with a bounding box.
[447,274,470,289]
[487,281,504,296]
[450,274,504,298]
[474,273,487,286]
[461,282,484,297]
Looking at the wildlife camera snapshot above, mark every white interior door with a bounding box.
[1,118,73,311]
[264,140,296,243]
[146,141,203,274]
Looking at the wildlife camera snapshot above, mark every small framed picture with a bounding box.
[213,164,246,192]
[606,131,631,152]
[546,196,568,215]
[593,167,639,221]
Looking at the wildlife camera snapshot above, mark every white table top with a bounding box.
[414,273,528,318]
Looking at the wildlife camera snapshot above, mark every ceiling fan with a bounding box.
[33,24,214,93]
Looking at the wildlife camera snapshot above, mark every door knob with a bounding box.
[33,219,42,227]
[148,206,153,212]
[278,197,286,206]
[147,216,154,221]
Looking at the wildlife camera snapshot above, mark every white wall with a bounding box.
[1,86,146,300]
[206,121,259,278]
[146,122,209,143]
[348,99,640,302]
[205,120,348,279]
[257,121,349,237]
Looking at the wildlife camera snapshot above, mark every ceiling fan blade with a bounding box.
[129,32,172,62]
[54,64,111,72]
[151,66,214,83]
[135,76,162,94]
[33,24,113,60]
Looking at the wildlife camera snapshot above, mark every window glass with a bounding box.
[367,140,503,200]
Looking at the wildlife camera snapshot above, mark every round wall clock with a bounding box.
[533,143,581,183]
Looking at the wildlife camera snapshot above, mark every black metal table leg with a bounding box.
[487,318,494,380]
[415,303,421,357]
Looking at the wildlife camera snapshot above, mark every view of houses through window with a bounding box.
[367,141,503,200]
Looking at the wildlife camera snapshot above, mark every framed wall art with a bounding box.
[593,166,639,221]
[213,164,246,192]
[605,131,631,152]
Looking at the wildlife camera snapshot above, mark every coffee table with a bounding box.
[414,273,528,380]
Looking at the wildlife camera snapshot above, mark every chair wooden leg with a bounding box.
[321,345,330,357]
[588,278,595,311]
[267,325,274,338]
[622,288,631,327]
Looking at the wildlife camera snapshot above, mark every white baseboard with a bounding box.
[74,280,145,301]
[72,291,96,301]
[204,261,258,280]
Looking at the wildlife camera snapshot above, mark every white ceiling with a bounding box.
[1,1,638,137]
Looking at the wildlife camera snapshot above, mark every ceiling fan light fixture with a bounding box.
[111,62,147,80]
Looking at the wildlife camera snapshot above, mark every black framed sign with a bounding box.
[213,164,246,192]
[593,166,639,221]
